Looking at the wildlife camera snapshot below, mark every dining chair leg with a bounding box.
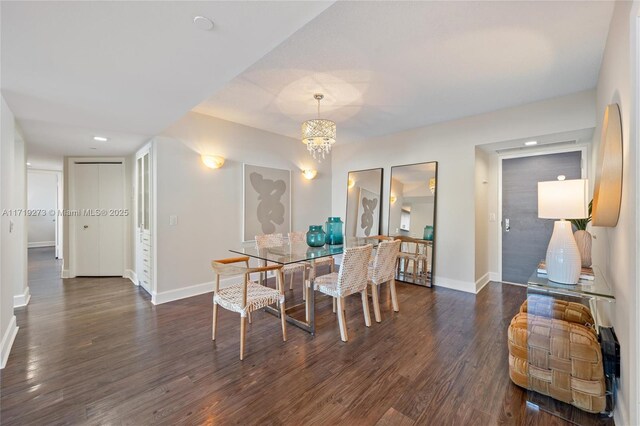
[336,296,348,342]
[370,283,381,323]
[280,301,287,341]
[289,271,294,290]
[361,288,372,327]
[248,311,252,324]
[390,278,399,312]
[212,302,218,340]
[240,315,247,360]
[333,297,337,313]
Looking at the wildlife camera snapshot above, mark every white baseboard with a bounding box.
[151,276,239,305]
[61,269,71,279]
[488,272,500,282]
[13,287,31,308]
[1,316,18,369]
[28,241,55,248]
[434,277,477,293]
[125,269,138,286]
[475,273,490,293]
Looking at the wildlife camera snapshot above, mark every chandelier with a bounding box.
[301,93,336,161]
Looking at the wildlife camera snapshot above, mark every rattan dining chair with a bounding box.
[313,244,373,342]
[211,256,286,360]
[368,240,401,322]
[255,233,307,294]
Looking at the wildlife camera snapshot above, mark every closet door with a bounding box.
[72,161,125,277]
[98,163,124,275]
[74,164,101,276]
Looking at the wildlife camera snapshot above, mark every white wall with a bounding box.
[331,90,597,293]
[1,95,26,368]
[590,2,638,425]
[27,171,58,247]
[152,112,332,303]
[474,148,490,284]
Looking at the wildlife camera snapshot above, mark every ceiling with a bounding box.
[1,1,332,169]
[1,2,614,170]
[194,1,614,143]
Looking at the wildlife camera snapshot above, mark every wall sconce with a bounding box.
[202,155,225,169]
[429,177,436,194]
[390,195,397,204]
[302,169,317,180]
[348,178,355,189]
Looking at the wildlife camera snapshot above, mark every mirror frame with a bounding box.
[388,161,438,286]
[345,167,384,239]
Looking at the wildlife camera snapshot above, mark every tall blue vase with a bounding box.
[325,217,344,245]
[423,225,434,241]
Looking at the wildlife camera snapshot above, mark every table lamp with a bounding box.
[537,177,588,284]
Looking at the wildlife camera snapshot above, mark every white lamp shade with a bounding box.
[538,179,588,219]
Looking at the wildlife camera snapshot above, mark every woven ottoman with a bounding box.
[507,297,606,413]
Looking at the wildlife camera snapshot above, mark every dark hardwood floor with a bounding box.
[0,248,614,425]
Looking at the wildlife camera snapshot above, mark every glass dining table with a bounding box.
[229,237,382,335]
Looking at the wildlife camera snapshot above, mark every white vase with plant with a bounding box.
[569,200,593,267]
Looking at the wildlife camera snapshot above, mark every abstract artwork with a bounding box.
[356,187,380,237]
[243,164,291,242]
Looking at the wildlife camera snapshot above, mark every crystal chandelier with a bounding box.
[301,93,336,161]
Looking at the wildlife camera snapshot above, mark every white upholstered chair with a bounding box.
[211,256,286,360]
[368,240,401,322]
[255,233,307,294]
[313,244,373,342]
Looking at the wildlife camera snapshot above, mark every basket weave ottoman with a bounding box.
[507,297,606,413]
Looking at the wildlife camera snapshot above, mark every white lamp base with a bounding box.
[545,220,581,284]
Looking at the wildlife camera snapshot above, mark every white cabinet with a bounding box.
[135,145,153,294]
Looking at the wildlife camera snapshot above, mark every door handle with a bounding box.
[504,218,510,232]
[83,225,89,229]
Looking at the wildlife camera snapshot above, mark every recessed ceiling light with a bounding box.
[524,140,538,146]
[26,162,31,166]
[94,136,108,142]
[193,15,214,31]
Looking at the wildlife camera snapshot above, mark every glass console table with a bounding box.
[524,267,616,421]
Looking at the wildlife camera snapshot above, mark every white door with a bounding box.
[73,162,124,276]
[98,164,124,275]
[27,171,58,248]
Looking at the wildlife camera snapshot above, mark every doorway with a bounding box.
[500,150,584,284]
[27,170,61,256]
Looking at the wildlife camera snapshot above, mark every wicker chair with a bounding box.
[313,244,373,341]
[507,295,606,413]
[367,240,401,322]
[211,257,287,360]
[255,233,307,293]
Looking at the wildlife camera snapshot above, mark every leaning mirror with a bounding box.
[345,168,383,239]
[388,162,438,287]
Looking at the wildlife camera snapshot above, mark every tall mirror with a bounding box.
[388,162,438,287]
[345,168,383,238]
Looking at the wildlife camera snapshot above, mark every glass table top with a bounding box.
[527,266,615,301]
[229,237,381,265]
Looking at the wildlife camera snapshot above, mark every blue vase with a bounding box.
[306,225,326,247]
[423,225,434,241]
[325,217,344,245]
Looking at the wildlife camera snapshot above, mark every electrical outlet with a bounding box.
[169,215,178,226]
[489,213,496,222]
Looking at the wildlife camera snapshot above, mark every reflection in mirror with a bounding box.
[345,168,383,239]
[388,162,437,287]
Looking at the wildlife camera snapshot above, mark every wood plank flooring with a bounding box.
[0,248,614,425]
